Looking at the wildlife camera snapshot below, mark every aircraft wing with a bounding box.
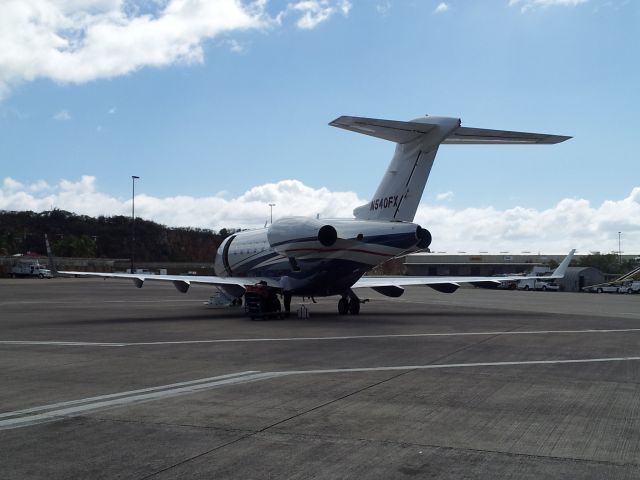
[353,250,575,294]
[58,271,281,293]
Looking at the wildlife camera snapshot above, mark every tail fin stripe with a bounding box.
[405,151,422,187]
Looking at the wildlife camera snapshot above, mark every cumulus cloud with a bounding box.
[508,0,588,12]
[52,109,71,121]
[376,1,391,15]
[289,0,351,29]
[0,176,364,230]
[436,191,454,201]
[434,2,449,14]
[0,0,352,99]
[414,188,640,253]
[1,175,639,253]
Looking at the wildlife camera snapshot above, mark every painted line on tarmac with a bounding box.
[126,328,640,345]
[4,356,640,430]
[0,340,128,347]
[0,299,202,306]
[279,356,640,375]
[4,327,640,348]
[0,370,283,430]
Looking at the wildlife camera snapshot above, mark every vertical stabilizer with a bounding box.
[330,115,570,223]
[44,233,59,276]
[330,116,461,222]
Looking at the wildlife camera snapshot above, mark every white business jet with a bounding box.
[62,115,574,315]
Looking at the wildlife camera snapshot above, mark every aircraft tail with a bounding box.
[44,233,59,276]
[330,115,571,222]
[549,249,575,278]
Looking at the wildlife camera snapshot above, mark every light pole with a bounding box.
[268,203,275,224]
[131,176,140,273]
[618,231,622,267]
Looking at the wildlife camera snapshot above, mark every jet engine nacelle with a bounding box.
[267,216,431,257]
[267,217,338,255]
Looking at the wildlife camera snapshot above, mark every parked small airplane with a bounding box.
[62,115,574,315]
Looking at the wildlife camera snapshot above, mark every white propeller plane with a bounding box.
[62,115,574,315]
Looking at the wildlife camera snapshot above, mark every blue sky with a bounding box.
[1,0,638,253]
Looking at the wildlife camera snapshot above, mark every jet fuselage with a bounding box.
[213,217,430,296]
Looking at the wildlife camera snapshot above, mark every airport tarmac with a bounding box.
[1,277,639,479]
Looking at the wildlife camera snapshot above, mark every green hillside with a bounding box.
[0,210,232,262]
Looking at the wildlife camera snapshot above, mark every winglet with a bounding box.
[551,249,575,278]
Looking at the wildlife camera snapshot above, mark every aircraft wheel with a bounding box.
[524,285,530,291]
[542,285,547,291]
[348,299,360,315]
[338,298,349,315]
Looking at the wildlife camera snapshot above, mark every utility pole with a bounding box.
[618,231,622,267]
[131,176,140,273]
[269,203,275,224]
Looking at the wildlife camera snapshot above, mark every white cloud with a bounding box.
[414,188,640,253]
[509,0,588,12]
[1,176,639,253]
[434,2,449,14]
[28,180,52,192]
[108,106,116,114]
[224,38,247,53]
[436,191,454,201]
[376,1,391,15]
[290,0,352,30]
[3,177,24,191]
[53,109,71,121]
[0,176,364,230]
[0,0,352,100]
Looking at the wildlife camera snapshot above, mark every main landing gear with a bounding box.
[338,291,363,315]
[283,292,292,316]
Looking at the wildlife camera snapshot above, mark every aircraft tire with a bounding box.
[348,300,360,315]
[338,298,348,315]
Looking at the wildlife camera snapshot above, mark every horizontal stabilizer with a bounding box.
[443,126,571,145]
[329,116,439,144]
[330,115,571,145]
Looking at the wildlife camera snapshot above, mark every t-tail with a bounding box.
[329,115,571,222]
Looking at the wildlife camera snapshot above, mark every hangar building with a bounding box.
[558,267,605,292]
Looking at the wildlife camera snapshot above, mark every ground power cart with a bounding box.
[244,283,283,320]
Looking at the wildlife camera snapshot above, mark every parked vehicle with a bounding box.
[618,280,640,294]
[517,279,559,291]
[498,279,519,290]
[244,283,283,320]
[537,281,560,291]
[584,284,621,294]
[10,262,53,279]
